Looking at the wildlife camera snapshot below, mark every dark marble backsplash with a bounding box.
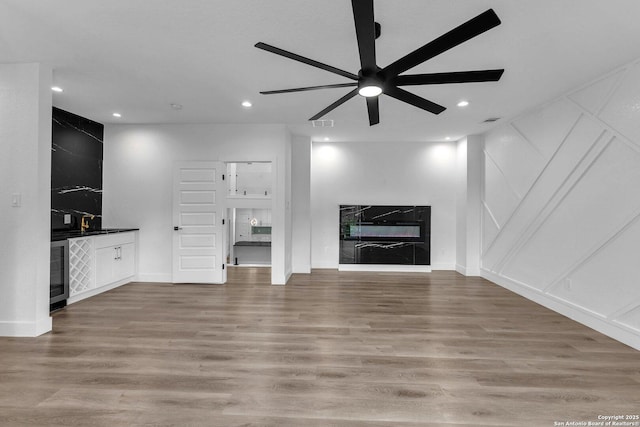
[51,107,103,231]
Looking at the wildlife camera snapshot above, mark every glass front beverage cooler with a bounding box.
[50,240,69,311]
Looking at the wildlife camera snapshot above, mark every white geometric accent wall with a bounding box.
[481,59,640,350]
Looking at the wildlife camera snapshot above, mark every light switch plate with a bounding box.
[64,214,72,224]
[11,193,21,207]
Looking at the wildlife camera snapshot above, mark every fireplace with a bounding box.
[339,205,430,266]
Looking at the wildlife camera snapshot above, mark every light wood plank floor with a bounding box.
[1,268,639,426]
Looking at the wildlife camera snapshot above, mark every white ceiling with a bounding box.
[3,0,640,142]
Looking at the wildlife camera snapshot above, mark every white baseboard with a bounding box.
[312,262,338,269]
[455,264,481,276]
[68,276,133,305]
[232,264,271,267]
[137,273,172,283]
[269,269,292,286]
[0,316,52,337]
[481,268,640,351]
[339,264,431,273]
[431,263,457,271]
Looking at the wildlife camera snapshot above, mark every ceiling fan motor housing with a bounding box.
[357,68,385,95]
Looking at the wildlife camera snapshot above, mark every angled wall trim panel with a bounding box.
[568,70,625,117]
[481,57,640,350]
[483,115,607,272]
[511,99,582,160]
[481,269,640,350]
[546,211,640,319]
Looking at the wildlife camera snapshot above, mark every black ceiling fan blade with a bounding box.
[260,83,358,95]
[366,96,379,126]
[309,89,359,121]
[385,86,445,115]
[351,0,377,72]
[382,9,501,77]
[255,42,359,81]
[394,69,504,86]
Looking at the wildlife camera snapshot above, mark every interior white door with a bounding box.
[172,161,226,283]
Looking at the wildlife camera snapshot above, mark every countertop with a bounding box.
[234,241,271,247]
[51,228,139,242]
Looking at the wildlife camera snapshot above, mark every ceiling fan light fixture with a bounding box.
[256,5,504,126]
[358,85,382,97]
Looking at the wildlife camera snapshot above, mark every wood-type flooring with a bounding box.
[1,268,639,426]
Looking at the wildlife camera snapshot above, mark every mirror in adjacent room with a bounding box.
[226,162,272,198]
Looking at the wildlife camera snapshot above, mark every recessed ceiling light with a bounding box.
[112,113,122,118]
[445,136,451,141]
[242,101,252,108]
[457,100,470,107]
[51,86,63,92]
[324,137,330,141]
[170,103,183,110]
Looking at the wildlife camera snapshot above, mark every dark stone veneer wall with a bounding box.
[51,107,103,231]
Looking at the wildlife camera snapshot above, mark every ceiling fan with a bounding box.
[255,1,504,126]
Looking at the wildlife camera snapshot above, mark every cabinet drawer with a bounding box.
[94,232,136,249]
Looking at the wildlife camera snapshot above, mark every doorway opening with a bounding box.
[229,208,271,267]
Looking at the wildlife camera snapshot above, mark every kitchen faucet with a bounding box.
[81,214,95,233]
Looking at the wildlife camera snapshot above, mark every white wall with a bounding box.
[0,63,52,336]
[102,124,290,285]
[291,135,311,273]
[284,133,292,280]
[480,58,640,350]
[455,137,468,272]
[311,140,457,269]
[456,134,483,276]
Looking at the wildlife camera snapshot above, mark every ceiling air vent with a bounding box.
[483,117,501,123]
[312,119,334,127]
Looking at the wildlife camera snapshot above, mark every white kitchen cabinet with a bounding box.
[68,231,137,304]
[94,232,136,288]
[94,246,114,288]
[95,242,135,287]
[117,243,136,279]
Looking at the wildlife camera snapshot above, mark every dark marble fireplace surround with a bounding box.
[51,107,103,231]
[339,205,431,265]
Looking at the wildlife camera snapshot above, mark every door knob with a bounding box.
[174,226,182,231]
